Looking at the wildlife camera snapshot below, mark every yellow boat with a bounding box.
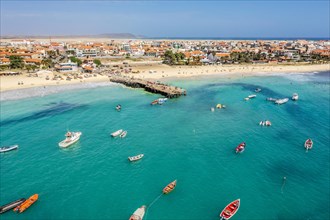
[163,180,177,194]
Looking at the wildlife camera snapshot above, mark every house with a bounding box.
[24,58,42,65]
[55,62,78,72]
[0,58,10,65]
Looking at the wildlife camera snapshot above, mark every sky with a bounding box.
[1,0,329,38]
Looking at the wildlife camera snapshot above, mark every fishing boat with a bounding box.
[0,198,26,214]
[235,142,246,153]
[128,154,144,162]
[13,194,38,213]
[129,205,146,220]
[292,93,299,101]
[163,180,177,194]
[151,100,158,105]
[120,131,127,138]
[111,129,123,137]
[305,138,313,150]
[0,145,18,153]
[58,132,82,148]
[116,104,122,111]
[219,199,240,220]
[275,98,289,105]
[259,120,271,126]
[255,88,262,93]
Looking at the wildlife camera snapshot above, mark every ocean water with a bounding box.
[0,72,329,220]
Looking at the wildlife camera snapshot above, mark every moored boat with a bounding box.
[0,145,18,153]
[58,132,82,148]
[151,100,158,105]
[219,199,240,220]
[111,129,123,137]
[292,93,299,101]
[255,88,262,93]
[128,154,144,162]
[305,138,313,150]
[0,198,26,214]
[158,98,168,105]
[275,98,289,105]
[266,97,277,102]
[120,131,127,138]
[235,142,246,153]
[163,180,177,194]
[116,104,122,111]
[248,94,257,99]
[129,205,146,220]
[13,194,38,213]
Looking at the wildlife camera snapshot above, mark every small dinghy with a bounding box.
[219,199,240,220]
[292,93,299,101]
[259,120,271,126]
[235,142,246,153]
[13,194,38,213]
[163,180,177,194]
[0,145,18,153]
[305,138,313,151]
[129,205,146,220]
[245,94,256,100]
[275,98,289,105]
[158,98,168,105]
[116,104,122,111]
[151,100,158,105]
[255,88,262,93]
[0,198,26,214]
[111,129,123,137]
[128,154,144,162]
[120,131,127,138]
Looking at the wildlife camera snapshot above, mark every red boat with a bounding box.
[151,100,158,105]
[304,138,313,150]
[219,199,240,220]
[235,142,246,153]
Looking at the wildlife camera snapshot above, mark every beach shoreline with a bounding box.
[0,63,329,101]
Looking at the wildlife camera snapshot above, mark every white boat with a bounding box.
[158,98,168,105]
[292,93,299,101]
[116,104,122,111]
[128,154,144,162]
[255,88,262,93]
[267,97,277,102]
[120,131,127,138]
[111,129,123,137]
[275,98,289,105]
[129,205,146,220]
[248,94,257,99]
[0,145,18,153]
[59,131,82,148]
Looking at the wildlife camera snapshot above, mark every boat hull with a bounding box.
[59,132,82,148]
[163,180,177,194]
[219,199,240,220]
[0,198,25,214]
[14,194,38,213]
[111,129,123,137]
[129,205,146,220]
[305,139,313,150]
[0,145,18,153]
[128,154,144,162]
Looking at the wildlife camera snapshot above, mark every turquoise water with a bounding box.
[1,72,329,220]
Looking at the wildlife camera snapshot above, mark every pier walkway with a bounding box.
[109,76,186,98]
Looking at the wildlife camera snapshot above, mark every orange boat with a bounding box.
[14,194,38,213]
[162,180,177,194]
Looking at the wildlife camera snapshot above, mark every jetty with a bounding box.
[109,76,186,98]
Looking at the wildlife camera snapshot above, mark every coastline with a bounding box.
[0,63,329,101]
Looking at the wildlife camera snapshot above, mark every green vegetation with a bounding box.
[41,58,54,68]
[93,59,102,67]
[70,56,82,67]
[163,50,186,65]
[9,56,24,69]
[25,64,38,72]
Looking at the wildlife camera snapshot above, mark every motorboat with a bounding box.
[128,154,144,162]
[0,145,18,153]
[255,88,262,93]
[0,198,26,214]
[219,199,240,220]
[235,142,246,153]
[216,104,226,109]
[116,104,122,111]
[163,180,177,194]
[151,100,158,105]
[259,120,271,126]
[129,205,146,220]
[58,132,82,148]
[211,107,215,112]
[13,194,38,213]
[292,93,299,101]
[305,138,313,150]
[158,98,168,105]
[120,131,127,138]
[245,94,256,100]
[275,98,289,105]
[111,129,123,137]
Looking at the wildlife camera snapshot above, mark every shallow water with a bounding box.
[0,72,329,220]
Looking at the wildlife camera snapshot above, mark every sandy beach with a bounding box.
[0,63,329,92]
